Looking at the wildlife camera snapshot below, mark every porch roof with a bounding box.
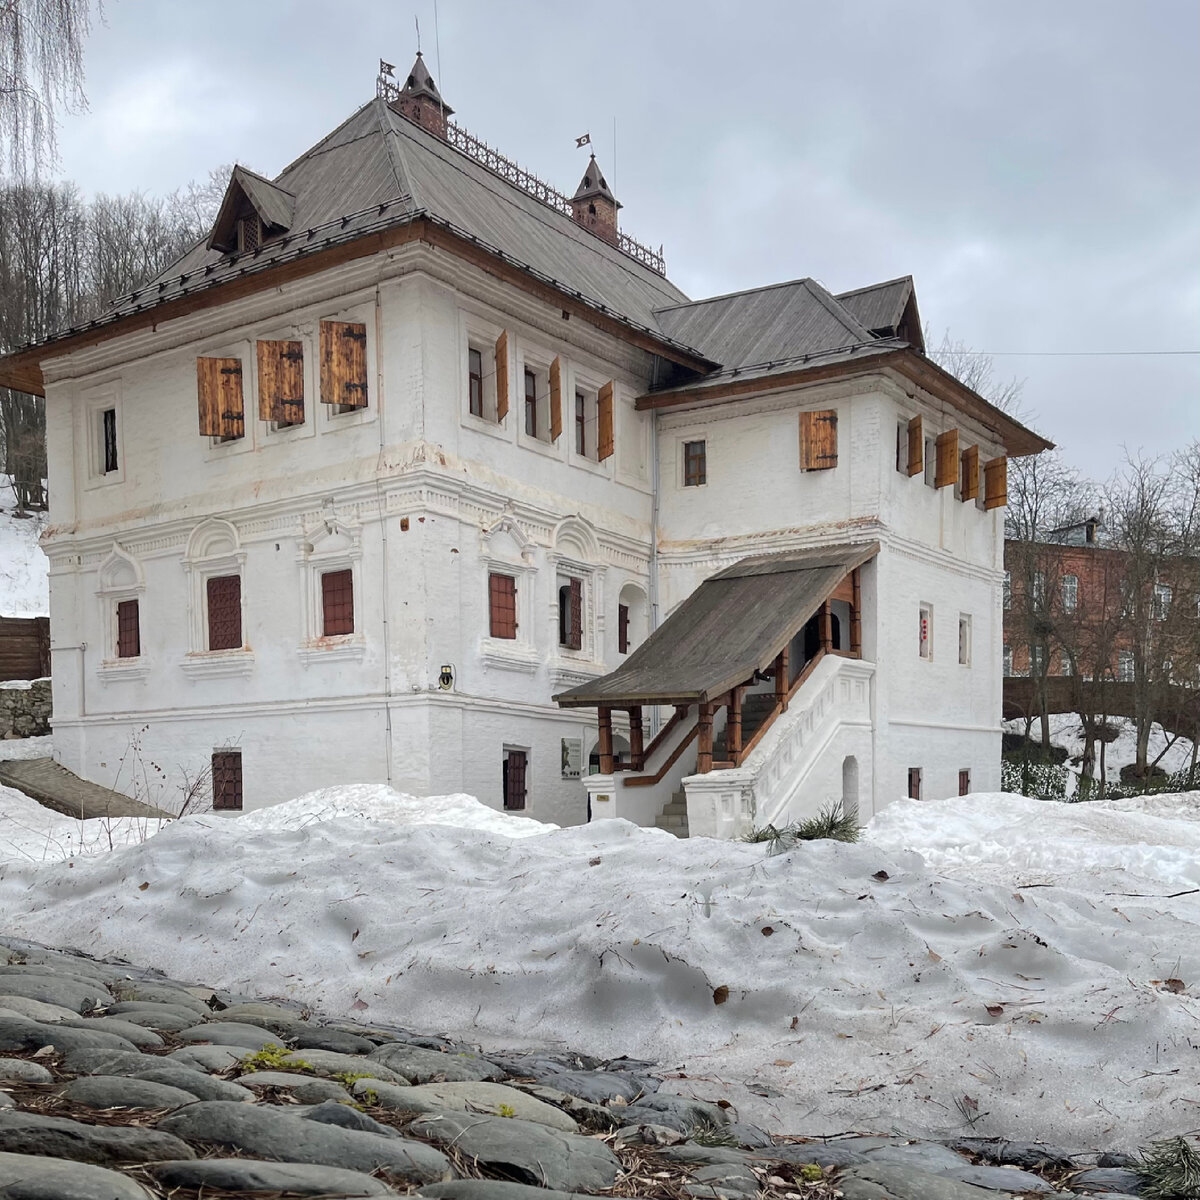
[555,541,878,708]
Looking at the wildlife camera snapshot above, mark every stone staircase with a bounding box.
[654,790,689,838]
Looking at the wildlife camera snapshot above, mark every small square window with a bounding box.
[683,440,706,487]
[321,569,354,636]
[908,767,922,800]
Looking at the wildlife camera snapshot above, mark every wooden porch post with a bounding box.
[629,707,645,771]
[728,687,743,764]
[697,702,714,773]
[775,646,790,712]
[850,568,862,658]
[597,707,614,775]
[820,601,833,654]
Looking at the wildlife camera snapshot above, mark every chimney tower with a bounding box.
[571,154,621,247]
[390,51,453,139]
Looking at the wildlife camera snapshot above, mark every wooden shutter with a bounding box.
[207,575,242,651]
[798,409,838,470]
[503,750,527,810]
[906,415,923,476]
[197,357,244,439]
[319,321,368,408]
[618,603,629,654]
[935,428,959,488]
[488,573,517,639]
[212,750,243,811]
[257,339,305,423]
[321,569,354,636]
[984,456,1008,510]
[597,381,614,461]
[116,599,140,659]
[960,444,980,501]
[495,332,510,422]
[568,578,583,650]
[549,356,563,441]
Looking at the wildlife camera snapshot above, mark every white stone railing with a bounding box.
[683,656,875,839]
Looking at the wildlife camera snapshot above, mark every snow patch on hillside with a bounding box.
[0,480,48,618]
[1,783,1199,1149]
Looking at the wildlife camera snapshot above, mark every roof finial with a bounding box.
[414,15,421,53]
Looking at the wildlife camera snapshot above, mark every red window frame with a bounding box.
[488,572,517,639]
[206,575,242,651]
[212,750,243,811]
[503,749,527,811]
[116,598,140,659]
[321,569,354,637]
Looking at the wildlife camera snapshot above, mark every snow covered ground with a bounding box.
[0,479,48,617]
[1,782,1199,1150]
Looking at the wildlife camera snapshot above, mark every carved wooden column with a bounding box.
[775,646,790,712]
[728,688,743,764]
[629,707,644,771]
[850,568,862,657]
[597,707,614,775]
[697,702,714,773]
[820,601,833,654]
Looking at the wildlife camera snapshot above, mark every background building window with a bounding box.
[206,575,242,651]
[503,749,527,810]
[1153,583,1172,621]
[1003,644,1013,675]
[1117,650,1134,682]
[1062,574,1078,613]
[683,440,706,487]
[321,569,354,636]
[1003,571,1012,609]
[488,573,517,639]
[116,599,140,659]
[212,750,243,811]
[1033,570,1046,608]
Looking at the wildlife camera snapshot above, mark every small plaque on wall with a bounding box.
[561,737,582,780]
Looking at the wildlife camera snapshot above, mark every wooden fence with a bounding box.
[1003,675,1198,740]
[0,616,50,681]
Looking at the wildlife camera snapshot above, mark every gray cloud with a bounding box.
[49,0,1200,478]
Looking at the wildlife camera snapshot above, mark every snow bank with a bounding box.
[3,786,1200,1149]
[0,483,48,619]
[0,735,53,762]
[1004,712,1195,779]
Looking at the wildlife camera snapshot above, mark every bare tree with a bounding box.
[0,0,97,175]
[928,329,1027,416]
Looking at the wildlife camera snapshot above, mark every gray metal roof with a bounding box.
[17,99,697,360]
[835,276,913,334]
[653,278,874,370]
[555,541,878,707]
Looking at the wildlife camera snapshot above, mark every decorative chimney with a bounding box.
[571,154,621,247]
[391,51,453,139]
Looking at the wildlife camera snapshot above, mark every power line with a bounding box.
[940,350,1199,358]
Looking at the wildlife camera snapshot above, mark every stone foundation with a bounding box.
[0,677,52,739]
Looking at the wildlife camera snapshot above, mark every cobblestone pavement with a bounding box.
[0,935,1152,1199]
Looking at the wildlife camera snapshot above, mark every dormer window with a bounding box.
[207,165,296,255]
[237,213,262,254]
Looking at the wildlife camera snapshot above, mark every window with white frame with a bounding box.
[1061,574,1078,613]
[1117,649,1134,682]
[180,518,253,678]
[918,603,933,660]
[1033,570,1046,609]
[85,390,125,485]
[1153,583,1172,621]
[1003,644,1013,676]
[479,517,539,673]
[465,339,498,422]
[923,436,936,487]
[521,358,551,442]
[297,513,364,662]
[1031,642,1046,675]
[573,384,599,460]
[96,544,148,680]
[958,614,972,666]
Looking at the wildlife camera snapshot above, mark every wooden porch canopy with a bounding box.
[555,541,878,709]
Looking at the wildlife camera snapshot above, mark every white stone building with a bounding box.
[0,57,1049,833]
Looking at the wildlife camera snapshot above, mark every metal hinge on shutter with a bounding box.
[220,365,242,376]
[280,349,304,362]
[342,328,367,342]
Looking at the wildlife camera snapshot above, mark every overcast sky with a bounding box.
[50,0,1199,481]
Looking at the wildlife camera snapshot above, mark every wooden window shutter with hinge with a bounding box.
[495,332,510,422]
[906,415,923,476]
[319,321,368,408]
[197,357,244,439]
[549,356,563,441]
[568,578,583,650]
[935,428,959,488]
[798,408,838,470]
[984,456,1008,510]
[257,340,305,423]
[961,444,980,501]
[597,381,615,461]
